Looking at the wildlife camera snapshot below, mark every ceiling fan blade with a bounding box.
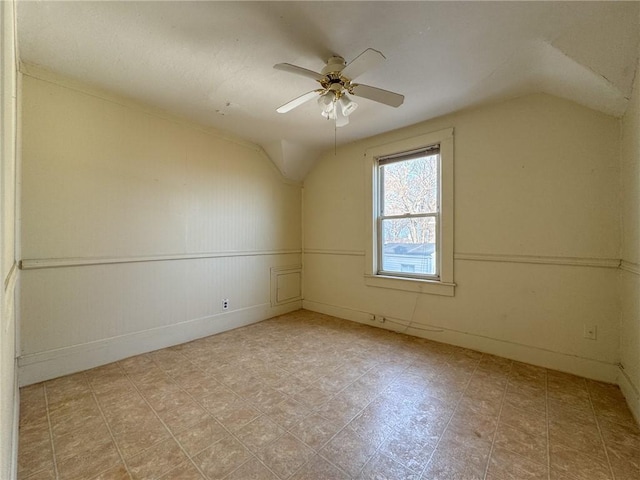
[351,84,404,108]
[276,90,321,113]
[341,48,386,81]
[274,63,325,81]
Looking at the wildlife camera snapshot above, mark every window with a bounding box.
[364,128,454,296]
[378,146,440,279]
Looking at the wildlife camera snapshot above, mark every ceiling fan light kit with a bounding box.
[274,48,404,127]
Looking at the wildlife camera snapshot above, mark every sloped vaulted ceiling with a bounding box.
[17,1,640,181]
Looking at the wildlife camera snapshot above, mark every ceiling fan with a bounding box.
[274,48,404,127]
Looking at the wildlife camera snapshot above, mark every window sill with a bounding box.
[364,274,455,296]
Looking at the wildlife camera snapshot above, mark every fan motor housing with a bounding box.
[321,56,346,76]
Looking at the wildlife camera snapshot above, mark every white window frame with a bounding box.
[377,146,441,280]
[364,128,455,296]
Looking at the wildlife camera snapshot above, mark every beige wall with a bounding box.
[303,93,621,381]
[18,69,302,385]
[619,53,640,421]
[1,0,19,477]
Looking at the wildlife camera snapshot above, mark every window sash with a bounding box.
[378,145,440,166]
[376,149,441,280]
[377,215,440,279]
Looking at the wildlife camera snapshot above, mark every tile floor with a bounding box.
[18,310,640,480]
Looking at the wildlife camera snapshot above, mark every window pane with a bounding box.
[381,217,437,276]
[382,154,438,216]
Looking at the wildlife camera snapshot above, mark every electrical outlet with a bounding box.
[583,324,597,340]
[375,315,386,323]
[222,298,229,310]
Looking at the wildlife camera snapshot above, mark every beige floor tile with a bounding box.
[348,409,396,448]
[503,384,546,413]
[465,376,507,400]
[113,417,171,459]
[256,432,315,478]
[18,436,54,479]
[315,394,365,428]
[53,423,113,462]
[214,401,262,432]
[244,384,289,412]
[587,380,627,404]
[405,396,453,435]
[50,403,105,438]
[55,438,121,480]
[289,454,349,480]
[225,458,278,480]
[45,375,92,406]
[19,468,56,480]
[158,461,205,480]
[104,404,158,436]
[18,418,50,444]
[498,403,546,437]
[421,447,487,480]
[378,427,438,473]
[48,392,97,421]
[494,422,547,465]
[174,371,219,397]
[444,410,498,447]
[236,415,285,452]
[549,417,607,458]
[19,403,49,430]
[320,426,378,477]
[599,417,640,445]
[549,443,613,480]
[174,416,228,457]
[549,468,590,480]
[98,393,149,422]
[487,447,547,479]
[592,397,638,427]
[457,395,502,418]
[127,437,187,479]
[547,374,588,399]
[264,397,311,430]
[198,387,240,417]
[90,464,131,480]
[193,435,250,479]
[118,354,156,374]
[547,398,595,425]
[157,401,210,435]
[548,387,592,411]
[287,412,343,451]
[20,384,46,417]
[425,380,466,404]
[291,385,333,409]
[608,449,640,479]
[358,452,421,479]
[145,388,195,414]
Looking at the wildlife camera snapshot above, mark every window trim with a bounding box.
[364,128,455,296]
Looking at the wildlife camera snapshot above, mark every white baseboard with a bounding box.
[18,301,301,386]
[303,300,618,383]
[10,360,19,480]
[618,365,640,426]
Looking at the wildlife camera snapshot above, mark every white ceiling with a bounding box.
[17,1,640,181]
